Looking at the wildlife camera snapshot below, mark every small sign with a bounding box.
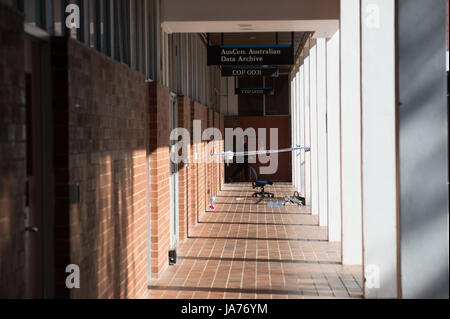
[221,66,279,77]
[235,88,274,95]
[208,45,294,66]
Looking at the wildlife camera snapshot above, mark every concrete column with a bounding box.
[299,63,306,198]
[296,71,302,192]
[361,0,398,298]
[303,47,311,206]
[309,39,319,216]
[316,37,328,227]
[290,77,295,186]
[326,30,341,242]
[292,75,297,189]
[340,0,363,265]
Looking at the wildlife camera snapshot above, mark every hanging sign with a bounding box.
[221,66,279,77]
[208,45,294,66]
[235,88,274,95]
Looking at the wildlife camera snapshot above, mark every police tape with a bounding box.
[211,146,311,158]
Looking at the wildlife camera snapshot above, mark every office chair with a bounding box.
[250,167,274,198]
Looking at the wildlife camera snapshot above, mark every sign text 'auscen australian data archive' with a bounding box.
[208,45,294,66]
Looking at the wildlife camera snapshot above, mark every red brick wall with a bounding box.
[192,103,208,221]
[220,114,225,189]
[177,96,191,242]
[188,101,198,233]
[148,82,171,278]
[52,38,149,298]
[213,112,221,196]
[224,115,292,182]
[0,3,26,298]
[206,109,213,209]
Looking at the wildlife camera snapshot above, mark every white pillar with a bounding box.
[361,0,397,298]
[304,48,311,206]
[340,0,363,265]
[309,40,319,216]
[291,75,297,188]
[299,63,306,198]
[316,38,328,227]
[326,30,341,242]
[296,71,302,192]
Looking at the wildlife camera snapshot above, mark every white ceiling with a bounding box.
[161,20,339,38]
[161,0,340,38]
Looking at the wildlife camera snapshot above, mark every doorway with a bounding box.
[23,32,54,299]
[24,35,44,298]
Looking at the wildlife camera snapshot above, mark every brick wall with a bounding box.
[206,109,213,209]
[213,112,221,196]
[52,37,149,298]
[0,3,26,298]
[188,101,197,234]
[224,115,292,182]
[192,103,208,221]
[177,96,191,242]
[148,82,171,278]
[219,114,225,189]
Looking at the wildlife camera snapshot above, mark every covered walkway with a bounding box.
[0,0,447,300]
[147,183,362,299]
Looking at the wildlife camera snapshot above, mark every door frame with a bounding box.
[23,29,54,298]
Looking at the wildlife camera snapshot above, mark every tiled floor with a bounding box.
[147,183,363,299]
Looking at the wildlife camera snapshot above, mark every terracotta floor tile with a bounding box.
[146,183,362,299]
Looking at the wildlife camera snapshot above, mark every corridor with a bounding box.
[147,183,362,299]
[0,0,447,300]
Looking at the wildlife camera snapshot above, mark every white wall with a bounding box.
[316,38,328,227]
[340,0,363,265]
[326,30,341,242]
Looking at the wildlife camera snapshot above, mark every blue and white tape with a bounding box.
[212,146,311,157]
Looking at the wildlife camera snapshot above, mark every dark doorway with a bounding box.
[24,35,44,298]
[23,34,54,299]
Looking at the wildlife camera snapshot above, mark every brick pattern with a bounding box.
[52,38,149,298]
[0,3,26,298]
[177,96,192,242]
[206,109,213,209]
[186,102,225,235]
[148,82,171,279]
[147,183,362,299]
[223,116,240,182]
[213,112,221,197]
[219,114,225,191]
[188,101,197,235]
[192,103,208,223]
